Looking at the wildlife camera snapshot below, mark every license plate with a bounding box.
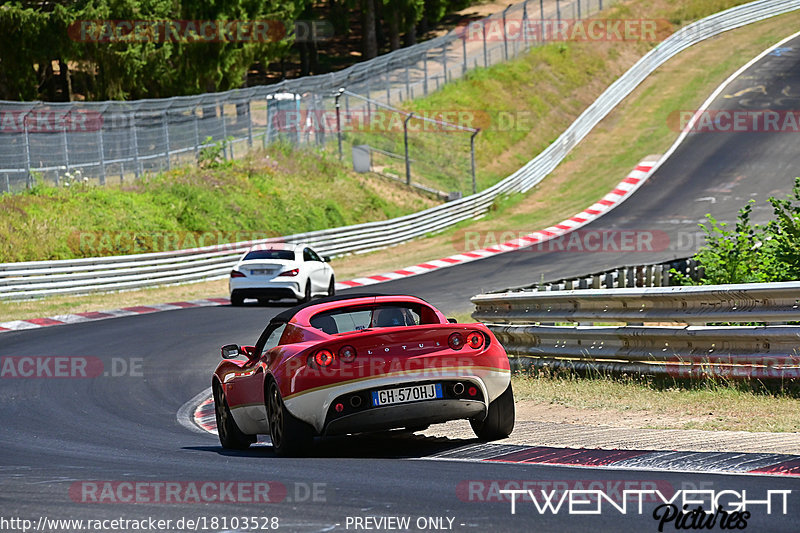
[250,269,272,276]
[371,383,443,406]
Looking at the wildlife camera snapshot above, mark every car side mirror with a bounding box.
[447,318,458,323]
[322,255,331,262]
[221,344,242,359]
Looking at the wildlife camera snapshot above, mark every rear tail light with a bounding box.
[339,345,357,362]
[466,331,483,349]
[230,270,246,278]
[314,349,334,367]
[278,268,299,277]
[448,332,464,350]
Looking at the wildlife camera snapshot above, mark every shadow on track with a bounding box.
[183,430,480,459]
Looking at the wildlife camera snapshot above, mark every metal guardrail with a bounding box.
[1,0,798,300]
[472,282,800,380]
[471,281,800,325]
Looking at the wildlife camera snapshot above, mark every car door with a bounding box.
[303,247,326,292]
[230,323,287,431]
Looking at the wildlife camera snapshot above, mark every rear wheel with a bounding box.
[266,380,314,457]
[470,383,515,441]
[299,282,311,303]
[213,382,254,449]
[327,276,336,296]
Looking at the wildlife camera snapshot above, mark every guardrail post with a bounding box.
[124,109,139,180]
[578,278,588,289]
[61,110,71,181]
[162,110,171,171]
[539,0,545,43]
[22,111,32,188]
[627,267,635,288]
[654,265,663,286]
[470,129,479,194]
[4,174,9,193]
[565,279,574,290]
[482,20,488,67]
[405,63,411,99]
[556,0,561,22]
[461,34,467,74]
[592,274,600,289]
[335,88,345,161]
[264,96,272,148]
[193,105,201,160]
[578,0,582,19]
[97,121,106,185]
[219,102,229,156]
[604,272,613,289]
[246,100,253,148]
[522,1,530,47]
[423,51,428,95]
[502,6,510,60]
[404,112,414,186]
[442,44,448,83]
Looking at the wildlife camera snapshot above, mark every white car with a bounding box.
[229,244,335,306]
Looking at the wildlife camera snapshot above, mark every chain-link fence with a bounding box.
[0,0,610,193]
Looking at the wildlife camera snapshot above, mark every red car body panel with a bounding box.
[213,295,511,436]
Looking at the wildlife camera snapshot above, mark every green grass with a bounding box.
[0,143,433,262]
[512,371,800,432]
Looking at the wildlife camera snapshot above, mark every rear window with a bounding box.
[310,304,430,334]
[243,249,294,261]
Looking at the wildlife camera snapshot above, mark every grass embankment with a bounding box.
[511,372,800,433]
[3,1,800,324]
[0,143,435,263]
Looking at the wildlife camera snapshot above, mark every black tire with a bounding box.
[266,380,314,457]
[299,282,311,303]
[213,382,255,450]
[230,293,244,306]
[327,276,336,296]
[470,383,515,441]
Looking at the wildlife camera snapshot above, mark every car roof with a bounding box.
[246,242,308,253]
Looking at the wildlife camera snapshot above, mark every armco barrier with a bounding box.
[472,282,800,380]
[471,281,800,325]
[2,0,799,300]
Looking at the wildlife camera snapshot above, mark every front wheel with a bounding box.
[470,383,515,441]
[213,382,255,449]
[266,380,314,457]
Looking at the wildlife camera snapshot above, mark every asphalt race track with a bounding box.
[2,35,800,533]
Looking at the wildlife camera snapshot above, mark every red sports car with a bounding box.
[212,293,514,456]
